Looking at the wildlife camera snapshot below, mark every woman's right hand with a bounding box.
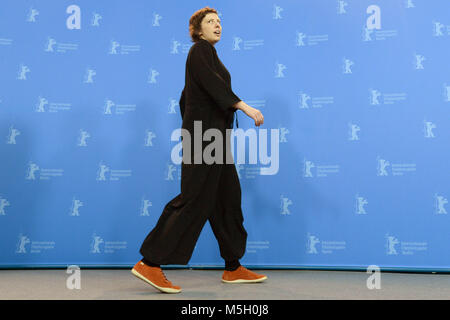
[234,101,264,126]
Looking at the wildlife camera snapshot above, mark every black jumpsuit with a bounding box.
[139,39,247,265]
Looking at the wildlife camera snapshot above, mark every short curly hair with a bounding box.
[189,7,219,43]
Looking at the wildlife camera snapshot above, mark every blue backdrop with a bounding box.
[0,0,449,271]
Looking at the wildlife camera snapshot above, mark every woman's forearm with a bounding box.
[233,100,247,111]
[232,100,264,126]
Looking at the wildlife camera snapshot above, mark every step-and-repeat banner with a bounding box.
[1,0,449,270]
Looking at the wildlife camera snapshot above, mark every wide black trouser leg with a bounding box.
[209,163,247,262]
[139,162,247,266]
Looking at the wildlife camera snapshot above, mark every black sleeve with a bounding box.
[189,41,241,112]
[179,88,185,120]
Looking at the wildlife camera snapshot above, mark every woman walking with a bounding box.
[132,7,266,293]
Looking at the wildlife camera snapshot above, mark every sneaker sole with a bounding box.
[222,276,267,284]
[131,268,182,293]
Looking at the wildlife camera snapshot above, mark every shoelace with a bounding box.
[157,268,171,284]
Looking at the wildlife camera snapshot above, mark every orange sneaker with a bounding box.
[131,261,182,293]
[222,266,267,283]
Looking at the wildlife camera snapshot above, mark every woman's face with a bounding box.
[199,13,221,45]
